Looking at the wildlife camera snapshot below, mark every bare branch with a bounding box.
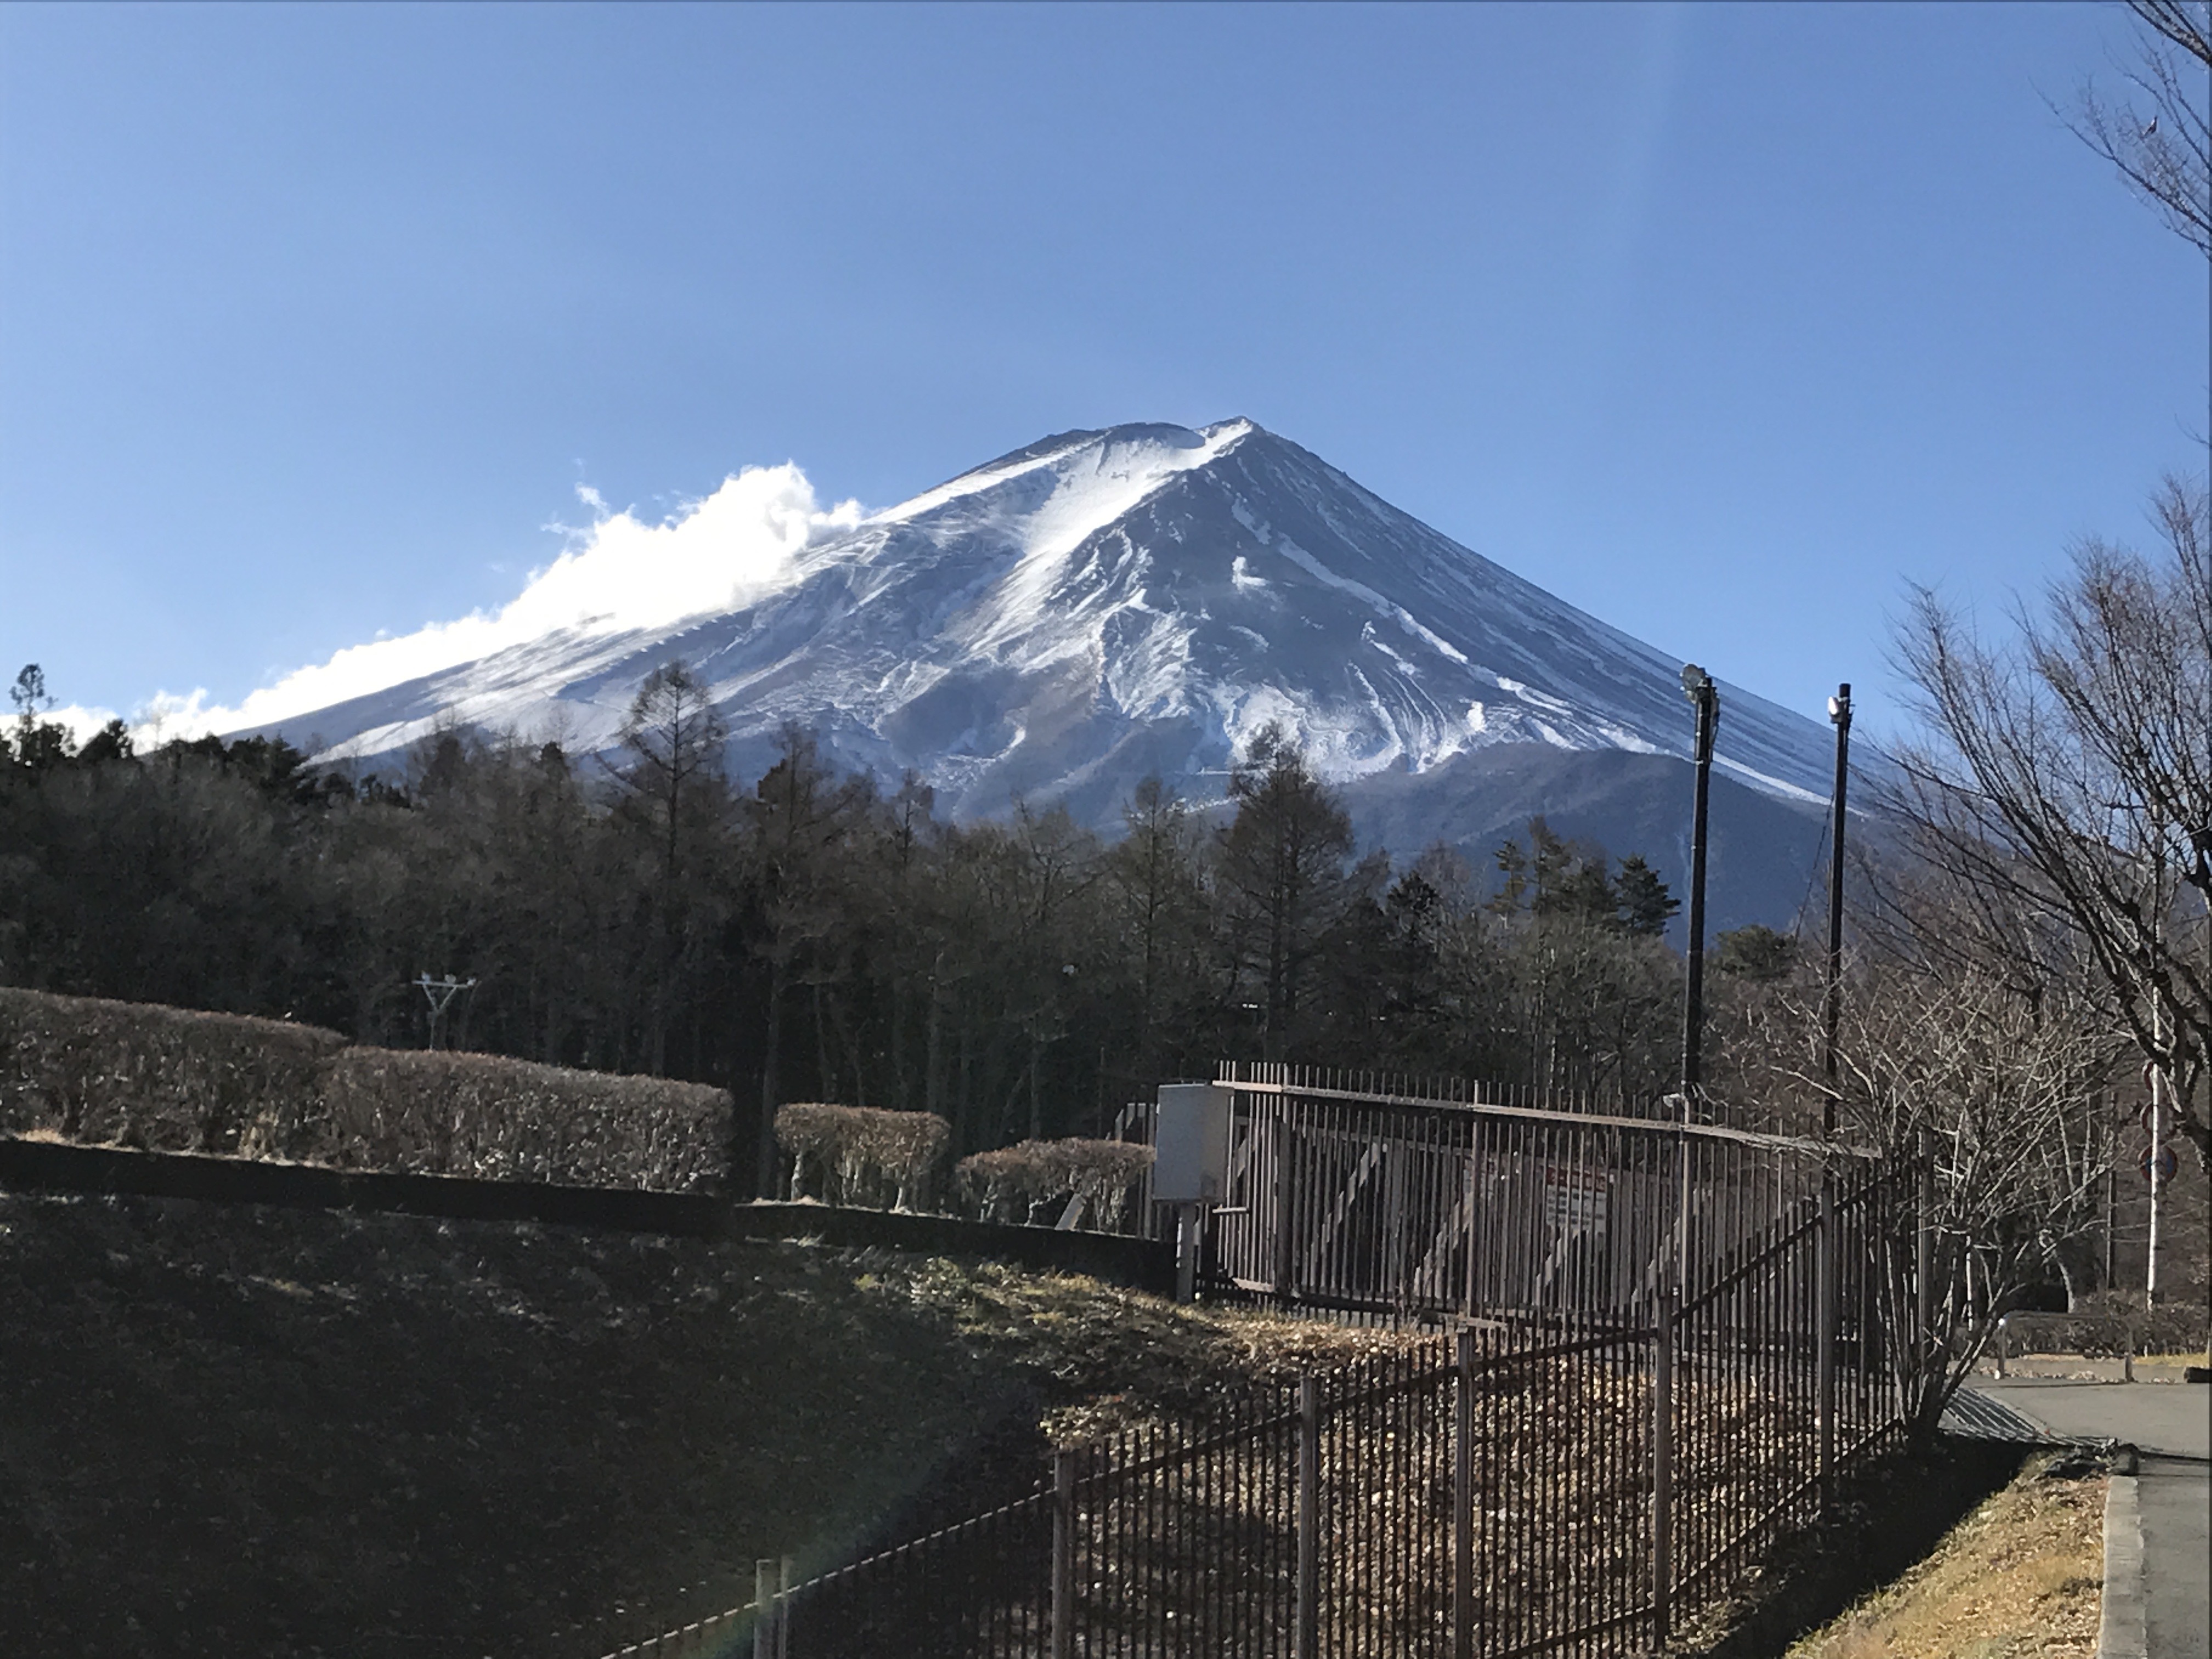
[2062,2,2212,256]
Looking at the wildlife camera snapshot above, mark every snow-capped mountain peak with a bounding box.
[237,419,1841,918]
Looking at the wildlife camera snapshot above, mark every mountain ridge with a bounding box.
[238,418,1844,931]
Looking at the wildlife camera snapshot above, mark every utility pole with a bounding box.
[1821,684,1852,1137]
[1809,684,1852,1503]
[1678,665,1720,1113]
[1672,666,1719,1301]
[416,973,477,1051]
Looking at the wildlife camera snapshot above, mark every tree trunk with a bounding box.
[757,963,785,1198]
[1028,1032,1045,1141]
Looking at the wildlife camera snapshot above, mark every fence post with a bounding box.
[752,1560,776,1659]
[1052,1447,1076,1659]
[1914,1130,1934,1387]
[1453,1328,1477,1659]
[776,1558,793,1659]
[1816,1175,1837,1503]
[1381,1142,1409,1308]
[1296,1372,1322,1659]
[1274,1102,1296,1297]
[1175,1202,1201,1302]
[1652,1287,1675,1648]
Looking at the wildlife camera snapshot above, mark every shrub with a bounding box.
[774,1103,950,1210]
[2001,1291,2212,1358]
[0,985,729,1190]
[953,1137,1154,1230]
[304,1048,727,1192]
[0,986,346,1154]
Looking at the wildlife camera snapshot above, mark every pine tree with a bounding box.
[1217,724,1359,1060]
[1613,854,1680,937]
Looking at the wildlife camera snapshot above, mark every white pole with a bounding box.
[2148,1025,2164,1310]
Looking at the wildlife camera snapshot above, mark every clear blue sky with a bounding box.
[2,1,2204,744]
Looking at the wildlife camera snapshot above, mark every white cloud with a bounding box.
[29,702,124,746]
[135,462,862,744]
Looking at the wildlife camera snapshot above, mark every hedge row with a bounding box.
[2002,1296,2211,1359]
[955,1137,1155,1231]
[775,1103,949,1210]
[768,1106,1156,1229]
[0,986,727,1192]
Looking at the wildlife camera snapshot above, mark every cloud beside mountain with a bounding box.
[109,463,862,747]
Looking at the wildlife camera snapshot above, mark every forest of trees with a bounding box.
[0,663,1735,1191]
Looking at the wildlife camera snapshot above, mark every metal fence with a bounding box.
[601,1072,1913,1659]
[1186,1064,1850,1330]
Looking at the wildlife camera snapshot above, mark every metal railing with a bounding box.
[1199,1063,1861,1329]
[600,1073,1912,1658]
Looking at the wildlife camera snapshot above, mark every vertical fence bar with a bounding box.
[1051,1448,1075,1659]
[753,1560,776,1659]
[1915,1128,1935,1420]
[1274,1097,1296,1297]
[1295,1373,1321,1659]
[1816,1174,1837,1503]
[1453,1329,1476,1659]
[1651,1287,1675,1649]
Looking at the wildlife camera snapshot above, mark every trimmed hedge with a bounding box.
[302,1049,726,1192]
[775,1103,949,1210]
[2002,1295,2212,1358]
[0,985,727,1192]
[955,1137,1154,1231]
[0,988,346,1154]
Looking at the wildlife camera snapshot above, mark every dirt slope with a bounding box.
[0,1188,1406,1658]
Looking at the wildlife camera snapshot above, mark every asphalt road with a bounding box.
[1969,1378,2209,1659]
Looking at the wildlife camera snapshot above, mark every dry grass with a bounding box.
[0,1186,1426,1659]
[868,1254,1428,1436]
[1781,1452,2106,1659]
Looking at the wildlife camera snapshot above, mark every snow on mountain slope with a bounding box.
[240,420,1840,857]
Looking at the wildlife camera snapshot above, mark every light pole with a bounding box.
[1679,665,1720,1115]
[1821,684,1852,1137]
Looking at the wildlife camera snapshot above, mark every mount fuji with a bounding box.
[242,419,1846,933]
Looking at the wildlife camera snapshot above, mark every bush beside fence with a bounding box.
[775,1103,949,1210]
[954,1137,1155,1230]
[0,986,727,1192]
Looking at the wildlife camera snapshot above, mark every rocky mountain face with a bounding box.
[247,419,1845,933]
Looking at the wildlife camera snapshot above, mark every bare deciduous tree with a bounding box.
[614,661,732,1075]
[1887,475,2211,1165]
[2062,0,2211,258]
[1753,958,2122,1448]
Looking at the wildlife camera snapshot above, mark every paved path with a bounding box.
[1967,1378,2209,1658]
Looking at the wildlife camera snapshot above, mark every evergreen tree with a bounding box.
[1104,776,1212,1087]
[1216,724,1360,1060]
[1715,924,1798,983]
[1612,854,1679,937]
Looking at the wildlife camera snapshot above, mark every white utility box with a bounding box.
[1152,1082,1232,1204]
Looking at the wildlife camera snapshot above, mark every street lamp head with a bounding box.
[1827,682,1852,724]
[1680,663,1711,702]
